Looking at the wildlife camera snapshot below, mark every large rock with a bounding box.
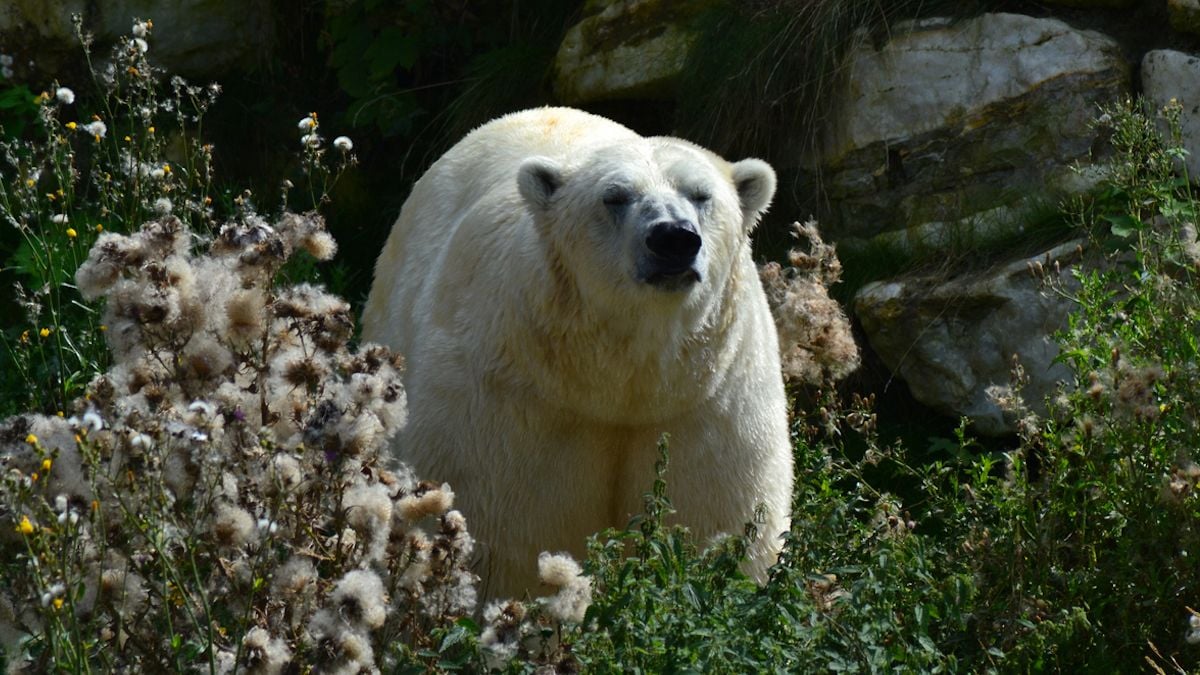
[553,0,715,104]
[0,0,274,79]
[820,13,1129,246]
[1142,50,1200,179]
[854,241,1084,436]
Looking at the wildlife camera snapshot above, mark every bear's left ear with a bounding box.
[731,158,776,226]
[518,156,564,212]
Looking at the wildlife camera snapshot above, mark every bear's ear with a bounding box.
[731,158,777,224]
[518,156,564,211]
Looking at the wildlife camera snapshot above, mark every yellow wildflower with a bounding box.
[16,516,34,535]
[40,328,51,338]
[66,227,77,239]
[53,598,64,610]
[65,121,77,131]
[41,458,52,472]
[148,126,155,134]
[30,472,38,482]
[96,224,104,233]
[25,433,37,444]
[19,330,29,344]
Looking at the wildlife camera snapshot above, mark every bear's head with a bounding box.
[516,139,776,309]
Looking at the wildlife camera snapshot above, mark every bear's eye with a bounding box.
[602,187,633,207]
[688,191,712,205]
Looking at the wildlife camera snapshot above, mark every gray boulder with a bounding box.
[1142,50,1200,179]
[854,241,1084,435]
[553,0,715,104]
[820,13,1129,246]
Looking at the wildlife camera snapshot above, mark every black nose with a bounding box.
[645,221,701,266]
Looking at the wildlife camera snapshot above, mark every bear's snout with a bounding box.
[645,220,701,272]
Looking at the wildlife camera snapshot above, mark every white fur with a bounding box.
[362,107,791,597]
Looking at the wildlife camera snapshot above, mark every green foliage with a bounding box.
[538,428,973,673]
[570,441,763,671]
[0,83,40,140]
[916,97,1200,671]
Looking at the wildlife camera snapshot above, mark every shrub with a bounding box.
[0,177,490,674]
[917,96,1200,671]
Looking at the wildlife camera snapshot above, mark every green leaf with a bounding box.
[364,28,419,78]
[1102,213,1140,238]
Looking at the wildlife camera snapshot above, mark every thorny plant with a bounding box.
[0,204,489,673]
[760,220,860,387]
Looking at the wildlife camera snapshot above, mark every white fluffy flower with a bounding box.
[51,214,69,224]
[1,66,13,80]
[297,116,317,132]
[211,503,257,548]
[187,400,215,418]
[538,551,592,624]
[537,552,584,589]
[301,133,321,148]
[0,55,13,67]
[132,38,149,54]
[81,410,104,432]
[154,197,173,215]
[55,87,74,104]
[132,21,150,38]
[330,569,387,629]
[333,136,353,152]
[83,120,107,140]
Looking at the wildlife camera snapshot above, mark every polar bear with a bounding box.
[362,107,791,598]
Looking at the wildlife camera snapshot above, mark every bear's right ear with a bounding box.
[518,157,564,211]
